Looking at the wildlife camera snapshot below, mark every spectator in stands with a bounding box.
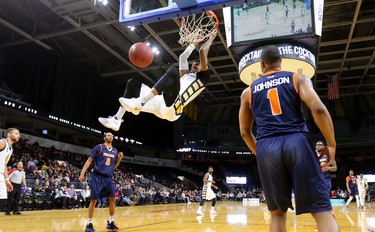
[117,185,135,206]
[32,179,44,193]
[236,190,245,201]
[122,184,138,205]
[24,164,33,177]
[81,185,91,208]
[55,184,71,209]
[331,190,337,199]
[181,190,190,203]
[169,189,176,204]
[161,187,170,204]
[51,180,60,206]
[44,181,53,196]
[228,191,235,201]
[70,172,78,182]
[193,189,202,202]
[67,183,79,208]
[60,173,69,186]
[148,187,156,203]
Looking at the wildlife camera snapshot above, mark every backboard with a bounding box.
[119,0,248,26]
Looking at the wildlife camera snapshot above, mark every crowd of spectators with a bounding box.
[330,186,375,203]
[4,138,250,212]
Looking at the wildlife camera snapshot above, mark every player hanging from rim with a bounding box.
[98,31,217,131]
[196,166,218,215]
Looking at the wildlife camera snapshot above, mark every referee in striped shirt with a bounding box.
[6,162,26,215]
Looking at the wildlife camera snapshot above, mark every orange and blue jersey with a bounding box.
[90,144,118,177]
[250,70,308,139]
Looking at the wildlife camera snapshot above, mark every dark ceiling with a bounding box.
[0,0,375,148]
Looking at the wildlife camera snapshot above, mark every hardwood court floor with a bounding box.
[0,201,374,232]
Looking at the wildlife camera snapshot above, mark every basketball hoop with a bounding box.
[178,11,219,47]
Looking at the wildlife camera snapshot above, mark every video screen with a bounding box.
[233,0,313,43]
[226,176,247,184]
[364,174,375,183]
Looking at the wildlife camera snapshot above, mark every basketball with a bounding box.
[128,42,153,68]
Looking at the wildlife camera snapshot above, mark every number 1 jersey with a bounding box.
[250,70,308,140]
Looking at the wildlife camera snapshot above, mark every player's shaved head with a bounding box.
[261,45,281,65]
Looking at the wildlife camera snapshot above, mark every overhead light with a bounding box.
[126,25,135,31]
[152,47,160,55]
[103,0,108,5]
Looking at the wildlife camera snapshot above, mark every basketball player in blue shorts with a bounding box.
[98,31,217,131]
[316,140,337,195]
[344,170,359,210]
[79,132,124,232]
[239,45,340,231]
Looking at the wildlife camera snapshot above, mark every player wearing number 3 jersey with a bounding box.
[239,45,340,232]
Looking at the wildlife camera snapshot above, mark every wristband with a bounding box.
[5,178,10,181]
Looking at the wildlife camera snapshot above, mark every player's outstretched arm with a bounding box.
[297,74,336,166]
[79,157,94,183]
[199,31,217,72]
[179,42,199,77]
[239,87,257,155]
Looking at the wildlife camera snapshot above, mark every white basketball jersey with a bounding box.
[357,177,367,190]
[179,72,206,106]
[206,173,213,187]
[0,139,13,174]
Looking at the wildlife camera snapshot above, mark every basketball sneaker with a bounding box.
[106,221,119,231]
[210,209,218,214]
[85,223,95,232]
[196,209,204,215]
[196,215,203,224]
[98,116,123,131]
[119,97,141,115]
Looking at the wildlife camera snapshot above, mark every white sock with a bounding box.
[114,107,126,120]
[211,207,215,211]
[139,92,155,106]
[109,216,115,223]
[198,206,202,211]
[87,218,92,224]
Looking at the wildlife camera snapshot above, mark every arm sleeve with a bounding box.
[179,44,195,70]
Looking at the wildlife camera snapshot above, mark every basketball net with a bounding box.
[178,11,219,47]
